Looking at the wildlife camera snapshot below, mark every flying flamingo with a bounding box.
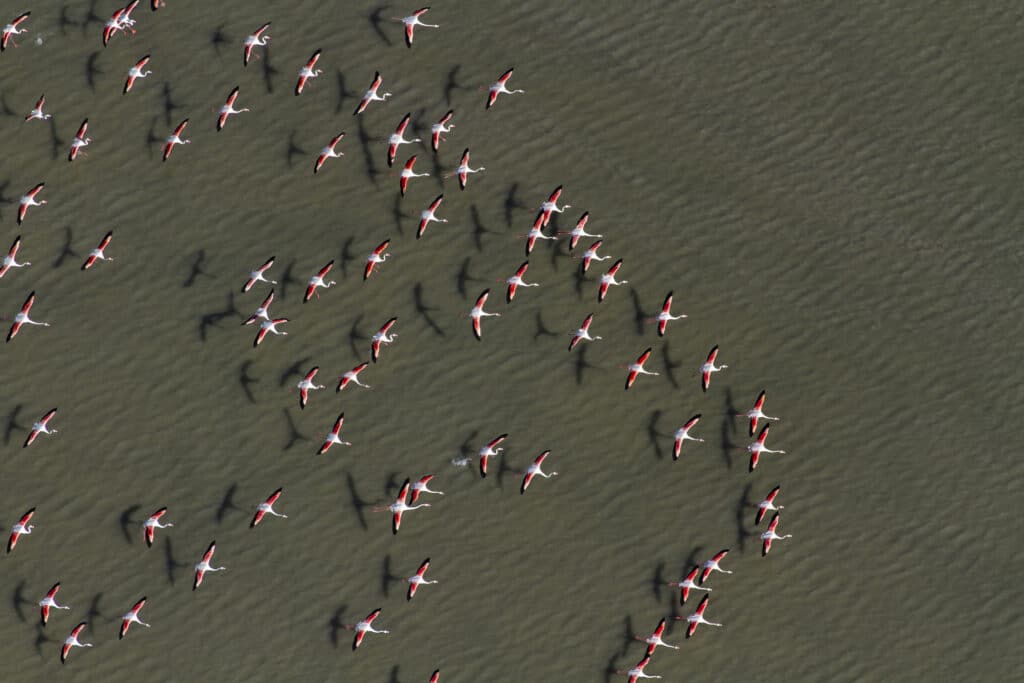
[25,95,51,121]
[81,231,113,270]
[598,259,627,302]
[304,260,336,301]
[485,67,524,109]
[502,260,539,303]
[520,451,557,494]
[520,212,557,256]
[354,72,391,115]
[747,423,785,472]
[296,366,324,409]
[347,608,389,650]
[699,549,732,585]
[242,290,274,326]
[561,212,600,250]
[410,475,444,504]
[61,622,92,664]
[24,408,57,447]
[102,8,125,46]
[243,257,277,292]
[614,654,661,682]
[119,597,150,639]
[576,239,609,272]
[399,155,429,196]
[143,507,173,547]
[623,348,658,390]
[7,291,50,343]
[243,22,270,67]
[667,565,711,605]
[755,485,784,525]
[364,239,391,279]
[429,671,440,683]
[2,11,30,51]
[371,317,397,362]
[317,413,352,454]
[251,488,287,528]
[761,512,792,556]
[193,541,225,590]
[162,118,190,161]
[68,119,91,161]
[680,594,722,638]
[311,132,346,174]
[673,414,703,460]
[8,507,35,552]
[39,582,70,626]
[118,1,140,31]
[387,113,420,168]
[418,194,447,238]
[538,185,570,227]
[406,558,438,600]
[431,110,454,152]
[395,7,439,47]
[151,0,164,10]
[217,86,249,131]
[445,147,484,190]
[295,49,322,95]
[699,345,727,393]
[17,183,46,225]
[650,291,686,336]
[478,434,507,477]
[635,618,678,656]
[568,313,601,351]
[740,390,780,436]
[123,55,152,94]
[468,288,500,340]
[337,362,371,391]
[373,479,430,534]
[253,318,288,347]
[0,235,30,279]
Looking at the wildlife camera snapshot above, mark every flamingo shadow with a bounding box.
[646,409,666,460]
[355,114,380,185]
[238,360,258,403]
[380,554,401,598]
[441,64,469,107]
[197,291,241,341]
[52,227,78,268]
[327,603,348,647]
[215,483,242,524]
[366,5,393,46]
[469,205,493,252]
[164,537,189,586]
[161,82,183,127]
[118,504,140,544]
[285,130,306,169]
[11,580,30,622]
[629,287,655,336]
[279,356,312,388]
[209,24,229,54]
[84,51,103,91]
[412,283,445,336]
[282,409,310,452]
[182,249,210,287]
[504,183,527,228]
[345,472,370,531]
[3,403,25,445]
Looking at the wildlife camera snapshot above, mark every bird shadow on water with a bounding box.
[347,314,367,358]
[629,287,654,336]
[719,387,737,470]
[84,50,103,92]
[11,580,30,622]
[650,561,666,603]
[334,69,357,115]
[366,5,393,46]
[47,119,65,161]
[441,64,469,107]
[735,482,755,554]
[504,183,527,228]
[533,311,556,342]
[345,472,370,531]
[182,249,210,287]
[164,537,189,587]
[208,24,229,54]
[388,665,402,683]
[0,179,13,219]
[57,4,76,36]
[32,623,55,658]
[215,483,242,524]
[646,409,666,460]
[574,344,596,385]
[355,116,380,185]
[412,283,445,337]
[662,341,682,389]
[260,47,279,94]
[469,205,494,252]
[79,0,104,35]
[454,257,477,300]
[3,403,25,446]
[161,82,184,127]
[52,227,78,268]
[83,593,105,634]
[118,504,140,544]
[278,356,312,388]
[282,409,309,452]
[380,554,401,598]
[285,130,306,169]
[197,291,241,341]
[275,259,300,300]
[144,117,163,159]
[327,603,348,647]
[390,194,411,236]
[337,236,356,279]
[0,93,15,119]
[238,360,257,403]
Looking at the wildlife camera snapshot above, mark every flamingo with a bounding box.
[193,541,225,590]
[651,291,686,336]
[614,654,661,682]
[468,288,500,340]
[761,512,793,556]
[354,72,391,115]
[699,345,728,392]
[429,672,440,683]
[304,260,336,301]
[755,485,784,525]
[521,451,557,494]
[410,475,444,504]
[503,260,539,303]
[538,185,570,227]
[0,235,30,279]
[598,259,627,302]
[39,582,70,626]
[672,414,703,460]
[251,488,287,528]
[336,362,371,391]
[243,257,277,292]
[118,1,140,31]
[119,597,150,639]
[68,119,91,161]
[747,423,785,472]
[431,110,454,152]
[445,147,484,190]
[347,608,389,650]
[395,7,438,47]
[243,22,270,67]
[680,594,722,638]
[17,183,46,225]
[102,8,125,46]
[7,507,35,552]
[635,618,678,655]
[520,212,558,256]
[485,67,524,109]
[296,366,324,409]
[242,290,274,326]
[317,413,352,454]
[151,0,164,10]
[577,239,609,273]
[623,348,658,390]
[568,313,601,351]
[217,86,249,131]
[254,318,288,347]
[162,118,190,161]
[123,55,151,94]
[61,622,92,664]
[387,113,420,168]
[7,291,50,343]
[314,132,345,174]
[371,317,397,362]
[667,565,711,605]
[364,240,391,280]
[143,507,173,547]
[25,94,50,121]
[478,434,507,477]
[418,194,447,239]
[561,212,600,250]
[740,390,780,436]
[406,558,438,600]
[24,408,57,448]
[699,549,732,585]
[295,49,322,96]
[2,11,30,51]
[81,231,113,270]
[373,479,430,535]
[399,155,429,196]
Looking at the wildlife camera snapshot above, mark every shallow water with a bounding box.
[0,1,1021,681]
